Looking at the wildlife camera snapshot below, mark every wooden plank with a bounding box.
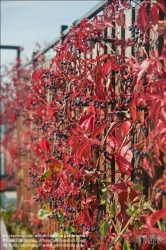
[162,195,166,221]
[125,9,132,59]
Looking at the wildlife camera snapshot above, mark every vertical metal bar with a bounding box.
[132,3,139,250]
[17,48,21,65]
[17,48,21,78]
[133,127,137,250]
[133,127,137,184]
[60,25,69,43]
[61,25,68,33]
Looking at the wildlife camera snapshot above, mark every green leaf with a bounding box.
[18,169,24,177]
[40,170,51,180]
[100,220,109,237]
[126,208,131,216]
[102,188,107,193]
[38,209,51,220]
[51,231,63,242]
[50,232,59,242]
[109,204,115,217]
[143,202,151,210]
[65,225,74,235]
[100,198,106,205]
[132,196,140,202]
[123,241,131,250]
[162,221,166,232]
[132,184,144,191]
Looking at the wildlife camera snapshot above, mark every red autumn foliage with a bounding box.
[1,0,166,249]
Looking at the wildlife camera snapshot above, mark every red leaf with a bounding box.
[121,146,133,161]
[95,78,105,100]
[141,243,149,250]
[27,198,35,207]
[129,95,137,122]
[100,245,106,250]
[151,100,161,126]
[136,224,166,242]
[118,181,138,209]
[142,158,154,178]
[80,18,89,28]
[0,179,5,190]
[86,195,99,209]
[116,155,133,176]
[129,92,143,122]
[86,195,96,204]
[151,49,159,60]
[32,69,43,84]
[154,20,166,35]
[77,142,90,160]
[76,209,90,228]
[120,0,131,9]
[89,137,102,146]
[96,54,117,62]
[78,114,94,133]
[136,2,152,35]
[116,146,133,176]
[32,113,42,122]
[137,59,153,82]
[162,43,166,56]
[108,182,127,193]
[93,62,105,100]
[62,154,69,170]
[7,164,12,176]
[90,103,95,114]
[83,207,91,223]
[115,9,125,27]
[108,136,120,147]
[35,105,47,117]
[125,38,135,47]
[91,233,102,244]
[159,107,166,125]
[47,157,61,171]
[104,21,115,29]
[92,121,119,140]
[116,122,130,142]
[117,211,128,221]
[18,209,23,221]
[114,244,121,250]
[150,4,159,24]
[39,138,50,152]
[8,145,18,158]
[11,112,16,122]
[146,207,166,227]
[103,62,113,75]
[98,41,106,50]
[157,245,166,250]
[91,123,108,138]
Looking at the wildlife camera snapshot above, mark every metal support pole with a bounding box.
[60,25,68,43]
[0,45,23,68]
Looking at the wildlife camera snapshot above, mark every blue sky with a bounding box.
[1,0,100,67]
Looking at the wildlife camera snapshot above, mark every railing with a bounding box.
[20,0,108,70]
